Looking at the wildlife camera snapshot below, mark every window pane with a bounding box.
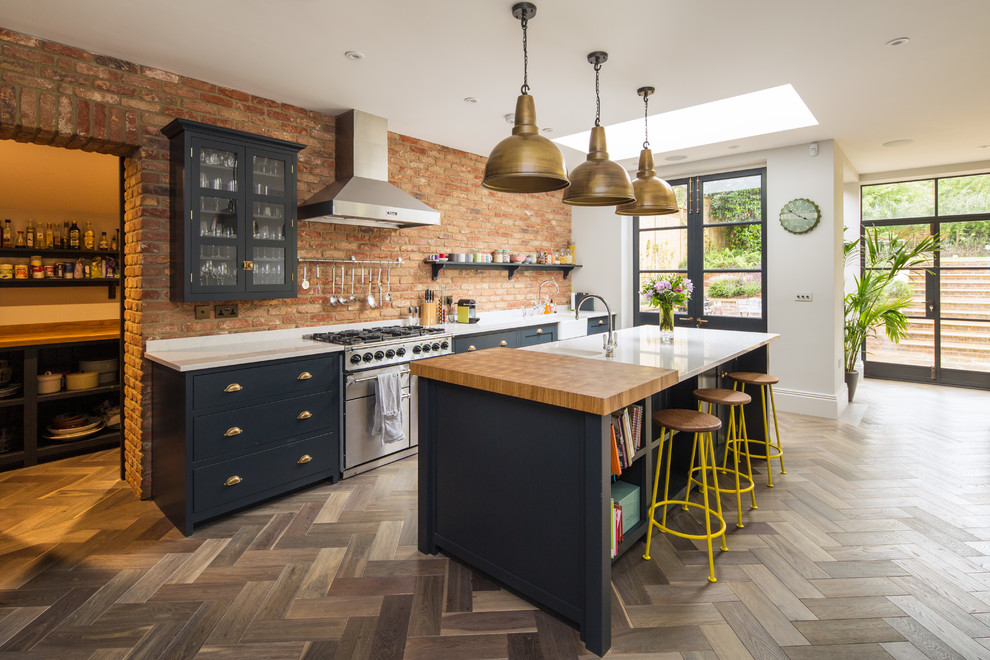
[703,175,761,225]
[937,174,990,216]
[638,271,689,312]
[940,320,990,371]
[640,184,687,228]
[865,318,933,367]
[704,225,761,269]
[862,224,936,270]
[862,180,934,220]
[639,228,687,271]
[941,269,990,320]
[940,220,990,264]
[704,272,762,318]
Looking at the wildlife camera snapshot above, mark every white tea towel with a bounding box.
[372,372,405,445]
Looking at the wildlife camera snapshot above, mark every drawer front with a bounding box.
[193,433,333,513]
[454,330,519,353]
[193,356,335,410]
[587,316,610,335]
[520,323,556,346]
[193,391,332,462]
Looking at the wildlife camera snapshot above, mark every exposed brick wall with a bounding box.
[1,27,572,497]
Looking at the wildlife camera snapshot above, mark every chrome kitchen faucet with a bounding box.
[575,294,616,357]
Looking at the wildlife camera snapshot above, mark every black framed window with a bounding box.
[633,168,767,331]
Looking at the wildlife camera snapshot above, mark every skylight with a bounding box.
[554,84,818,161]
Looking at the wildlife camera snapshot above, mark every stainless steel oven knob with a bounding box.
[385,349,396,359]
[431,342,441,351]
[412,345,422,354]
[349,354,363,365]
[396,347,406,357]
[374,351,385,361]
[362,352,374,362]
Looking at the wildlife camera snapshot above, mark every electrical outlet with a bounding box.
[215,303,239,318]
[795,292,813,302]
[194,305,211,320]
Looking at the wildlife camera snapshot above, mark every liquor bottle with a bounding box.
[1,219,11,248]
[53,223,61,249]
[25,220,35,248]
[110,229,118,251]
[69,220,80,249]
[62,221,70,248]
[45,223,54,250]
[15,230,25,248]
[98,231,109,250]
[83,221,95,250]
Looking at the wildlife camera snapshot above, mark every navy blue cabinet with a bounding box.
[453,323,558,354]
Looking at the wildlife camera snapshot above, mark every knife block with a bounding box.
[420,302,437,326]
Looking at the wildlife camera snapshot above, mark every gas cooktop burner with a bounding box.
[306,325,447,346]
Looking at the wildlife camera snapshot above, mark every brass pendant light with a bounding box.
[482,2,569,194]
[615,87,679,216]
[563,52,634,206]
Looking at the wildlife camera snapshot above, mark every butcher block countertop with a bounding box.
[0,320,119,348]
[410,347,677,415]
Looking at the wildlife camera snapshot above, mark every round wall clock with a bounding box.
[779,198,821,234]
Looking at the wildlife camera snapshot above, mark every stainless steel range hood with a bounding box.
[298,110,440,229]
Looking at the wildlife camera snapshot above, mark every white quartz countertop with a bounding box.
[522,326,778,382]
[144,309,610,372]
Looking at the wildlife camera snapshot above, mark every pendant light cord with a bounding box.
[594,60,601,127]
[520,13,530,95]
[642,92,650,149]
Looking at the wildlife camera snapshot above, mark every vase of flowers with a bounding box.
[642,273,693,342]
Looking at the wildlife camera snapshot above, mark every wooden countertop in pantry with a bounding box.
[0,320,119,348]
[410,347,678,416]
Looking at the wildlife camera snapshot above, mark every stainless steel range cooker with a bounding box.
[305,325,452,477]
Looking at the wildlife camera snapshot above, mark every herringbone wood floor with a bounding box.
[2,378,990,659]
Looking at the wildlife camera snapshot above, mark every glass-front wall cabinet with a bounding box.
[163,119,304,302]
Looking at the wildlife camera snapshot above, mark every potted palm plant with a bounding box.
[843,226,938,400]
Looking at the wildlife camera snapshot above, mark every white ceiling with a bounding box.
[2,0,989,176]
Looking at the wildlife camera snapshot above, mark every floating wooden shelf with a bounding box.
[426,260,581,281]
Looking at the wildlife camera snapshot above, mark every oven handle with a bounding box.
[346,367,410,386]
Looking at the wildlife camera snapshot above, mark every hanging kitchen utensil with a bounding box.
[315,265,321,297]
[367,264,377,308]
[329,265,338,306]
[384,264,392,305]
[349,265,356,303]
[377,266,383,308]
[301,263,309,290]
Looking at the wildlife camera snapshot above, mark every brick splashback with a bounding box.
[0,27,572,496]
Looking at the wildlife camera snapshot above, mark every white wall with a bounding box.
[573,140,850,418]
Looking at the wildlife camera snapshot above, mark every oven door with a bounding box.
[344,365,411,470]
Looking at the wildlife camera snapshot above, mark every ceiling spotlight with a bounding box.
[542,127,553,134]
[504,113,515,124]
[727,145,740,150]
[882,139,914,147]
[885,37,910,48]
[464,97,478,104]
[978,145,990,150]
[344,51,365,60]
[665,155,688,162]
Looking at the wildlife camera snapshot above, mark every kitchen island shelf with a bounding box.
[37,384,119,403]
[426,260,580,281]
[37,430,120,457]
[0,395,25,409]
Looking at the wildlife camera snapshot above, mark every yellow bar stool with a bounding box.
[726,371,785,487]
[643,408,727,583]
[693,388,757,528]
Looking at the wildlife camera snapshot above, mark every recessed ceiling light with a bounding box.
[504,113,515,124]
[554,84,818,161]
[542,128,553,134]
[727,145,740,150]
[665,155,688,161]
[885,37,910,48]
[882,139,914,147]
[978,144,990,150]
[463,97,478,104]
[344,51,364,61]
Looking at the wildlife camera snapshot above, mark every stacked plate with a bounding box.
[0,382,22,398]
[44,414,105,442]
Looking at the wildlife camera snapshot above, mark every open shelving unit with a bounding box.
[0,247,121,297]
[426,260,581,281]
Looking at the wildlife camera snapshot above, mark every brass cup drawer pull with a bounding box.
[298,454,313,464]
[224,475,243,487]
[297,410,312,420]
[499,340,507,347]
[224,426,243,437]
[297,371,312,380]
[224,383,243,393]
[536,328,543,334]
[598,319,604,325]
[468,345,477,351]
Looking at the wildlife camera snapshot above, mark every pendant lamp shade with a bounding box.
[562,51,634,206]
[615,148,679,215]
[483,93,570,194]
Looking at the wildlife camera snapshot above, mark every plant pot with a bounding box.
[844,370,859,402]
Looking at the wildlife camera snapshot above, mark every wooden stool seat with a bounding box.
[693,388,751,407]
[727,371,779,386]
[653,409,721,434]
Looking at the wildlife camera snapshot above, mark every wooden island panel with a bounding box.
[410,347,677,415]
